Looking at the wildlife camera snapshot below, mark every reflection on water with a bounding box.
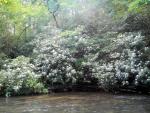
[0,92,150,113]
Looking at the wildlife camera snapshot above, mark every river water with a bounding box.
[0,92,150,113]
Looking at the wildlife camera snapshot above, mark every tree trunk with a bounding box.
[52,13,59,28]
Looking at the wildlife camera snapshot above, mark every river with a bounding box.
[0,92,150,113]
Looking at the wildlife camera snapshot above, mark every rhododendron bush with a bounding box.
[31,26,150,92]
[0,25,150,96]
[0,56,48,96]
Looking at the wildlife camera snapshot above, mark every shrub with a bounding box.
[0,56,48,96]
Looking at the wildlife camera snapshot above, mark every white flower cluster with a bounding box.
[80,31,149,89]
[30,25,149,91]
[0,56,43,96]
[32,27,87,85]
[112,32,150,87]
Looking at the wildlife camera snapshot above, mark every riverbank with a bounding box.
[1,0,150,98]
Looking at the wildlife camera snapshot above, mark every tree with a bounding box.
[0,0,48,57]
[46,0,59,28]
[108,0,150,19]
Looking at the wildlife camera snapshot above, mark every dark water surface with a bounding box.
[0,92,150,113]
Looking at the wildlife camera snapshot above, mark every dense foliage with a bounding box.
[109,0,150,18]
[0,56,48,96]
[0,0,150,96]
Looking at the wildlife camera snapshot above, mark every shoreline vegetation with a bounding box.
[0,0,150,97]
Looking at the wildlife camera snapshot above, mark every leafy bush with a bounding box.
[105,32,150,92]
[0,56,48,96]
